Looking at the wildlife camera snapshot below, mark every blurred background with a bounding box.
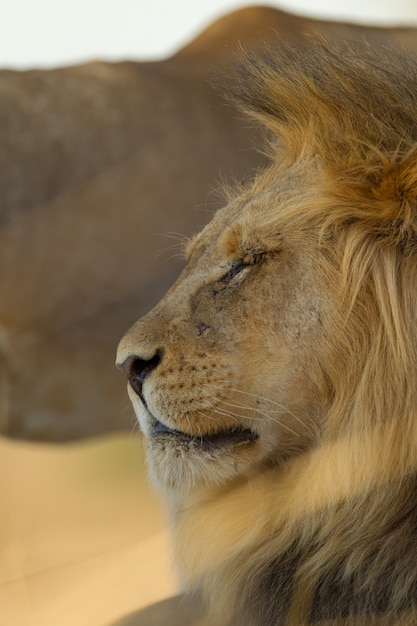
[2,2,417,625]
[2,0,417,68]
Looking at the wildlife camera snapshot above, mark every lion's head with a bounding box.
[116,157,337,493]
[117,38,417,625]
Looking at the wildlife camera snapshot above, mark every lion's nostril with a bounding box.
[123,351,162,402]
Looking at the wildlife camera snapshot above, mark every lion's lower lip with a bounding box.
[151,420,258,449]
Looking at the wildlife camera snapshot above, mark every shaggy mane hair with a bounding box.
[173,40,417,625]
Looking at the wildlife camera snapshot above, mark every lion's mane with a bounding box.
[171,39,417,625]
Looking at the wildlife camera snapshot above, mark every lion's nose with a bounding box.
[118,351,162,400]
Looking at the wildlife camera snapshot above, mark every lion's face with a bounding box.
[117,161,336,492]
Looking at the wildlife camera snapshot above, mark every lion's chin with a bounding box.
[145,419,259,492]
[151,419,258,450]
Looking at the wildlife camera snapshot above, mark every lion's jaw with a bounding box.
[117,173,332,494]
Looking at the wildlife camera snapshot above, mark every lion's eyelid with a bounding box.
[221,259,249,282]
[220,251,269,283]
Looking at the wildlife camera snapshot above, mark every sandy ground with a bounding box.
[0,434,178,626]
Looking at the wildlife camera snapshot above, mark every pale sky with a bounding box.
[2,0,417,69]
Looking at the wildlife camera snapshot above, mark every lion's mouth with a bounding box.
[151,420,258,450]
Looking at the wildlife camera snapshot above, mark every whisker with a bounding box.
[156,232,190,260]
[196,396,301,438]
[196,401,239,426]
[205,396,270,419]
[161,231,190,243]
[154,244,186,261]
[204,383,312,433]
[201,385,315,438]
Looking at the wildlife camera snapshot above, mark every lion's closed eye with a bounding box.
[221,248,271,281]
[215,254,266,294]
[220,260,250,283]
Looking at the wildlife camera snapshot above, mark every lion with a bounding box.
[116,38,417,625]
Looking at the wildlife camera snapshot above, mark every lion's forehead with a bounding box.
[186,159,321,272]
[187,199,301,275]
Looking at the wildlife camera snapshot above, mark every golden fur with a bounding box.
[117,38,417,624]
